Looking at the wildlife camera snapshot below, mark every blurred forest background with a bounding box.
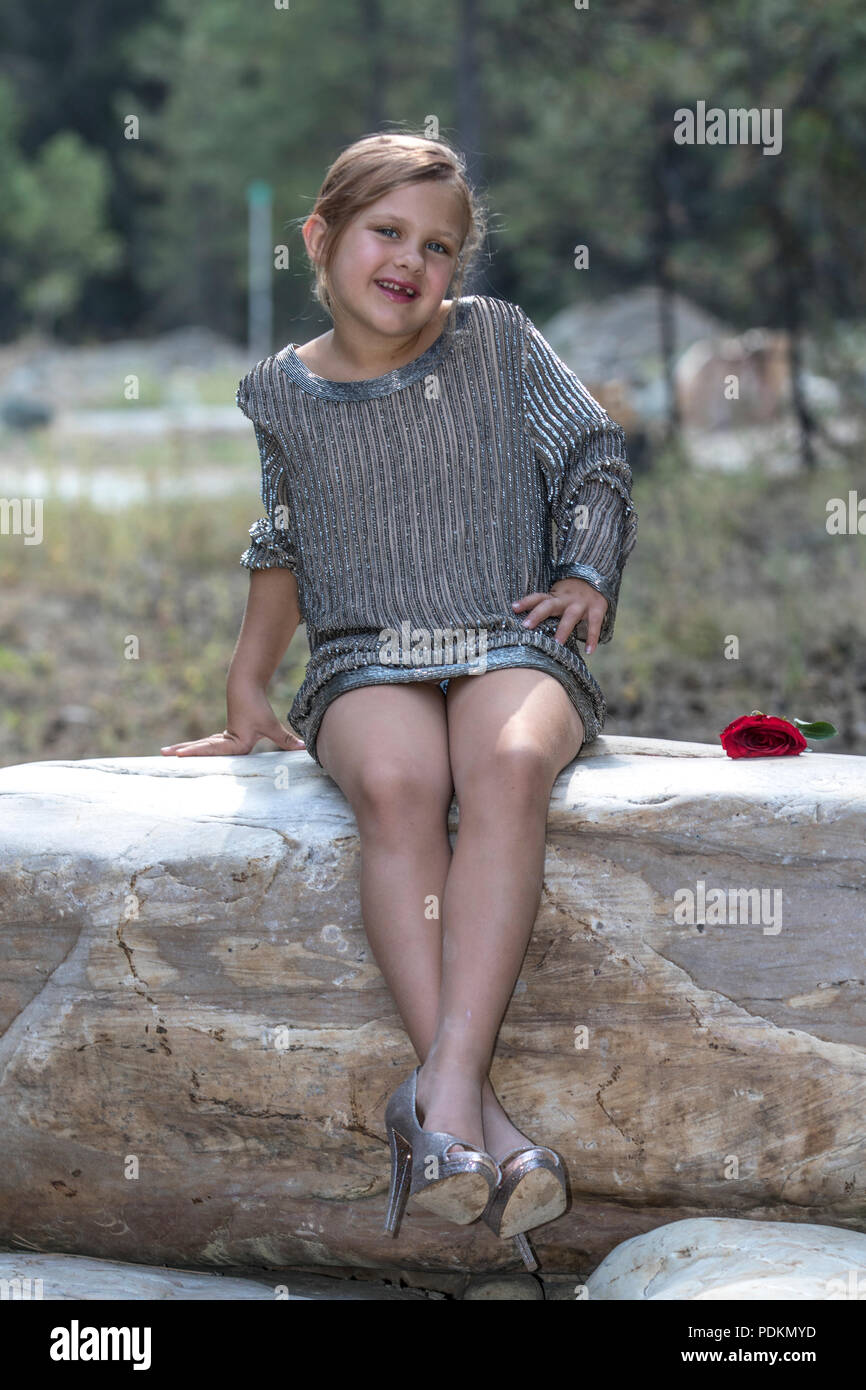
[1,0,865,766]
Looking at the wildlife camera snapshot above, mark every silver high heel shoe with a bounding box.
[483,1145,568,1272]
[383,1067,500,1236]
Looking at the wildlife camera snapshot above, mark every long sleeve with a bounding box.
[520,310,638,644]
[236,370,303,583]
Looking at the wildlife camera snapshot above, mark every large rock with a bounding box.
[0,736,864,1276]
[675,330,792,429]
[585,1216,866,1299]
[0,1252,437,1300]
[543,287,731,404]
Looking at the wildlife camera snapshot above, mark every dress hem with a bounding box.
[296,645,605,769]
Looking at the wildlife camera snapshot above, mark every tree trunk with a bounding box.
[650,103,681,445]
[456,0,484,294]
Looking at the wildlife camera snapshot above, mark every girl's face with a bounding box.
[321,181,466,329]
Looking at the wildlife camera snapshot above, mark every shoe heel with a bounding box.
[512,1232,538,1272]
[384,1125,413,1236]
[383,1067,499,1234]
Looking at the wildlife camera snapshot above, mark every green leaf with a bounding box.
[792,719,837,738]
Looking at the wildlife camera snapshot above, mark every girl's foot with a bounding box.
[413,1067,535,1163]
[481,1078,534,1165]
[414,1063,486,1154]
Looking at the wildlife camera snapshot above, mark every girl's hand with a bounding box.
[511,578,609,655]
[160,684,305,756]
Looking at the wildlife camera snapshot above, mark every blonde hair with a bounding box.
[294,130,488,324]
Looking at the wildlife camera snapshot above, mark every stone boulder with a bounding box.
[675,330,792,429]
[0,1252,436,1300]
[1,735,864,1277]
[585,1216,866,1299]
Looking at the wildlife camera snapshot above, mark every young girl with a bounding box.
[162,131,637,1273]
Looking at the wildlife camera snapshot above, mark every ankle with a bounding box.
[419,1061,489,1106]
[418,1059,486,1094]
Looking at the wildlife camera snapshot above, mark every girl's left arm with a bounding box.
[518,309,638,647]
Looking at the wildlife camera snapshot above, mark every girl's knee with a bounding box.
[352,758,453,828]
[457,737,558,809]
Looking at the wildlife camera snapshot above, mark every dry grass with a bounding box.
[2,440,864,769]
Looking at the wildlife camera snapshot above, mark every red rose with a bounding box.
[720,711,808,759]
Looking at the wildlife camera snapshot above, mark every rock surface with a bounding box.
[462,1274,543,1300]
[0,1252,438,1300]
[585,1216,866,1300]
[544,287,731,406]
[1,735,864,1276]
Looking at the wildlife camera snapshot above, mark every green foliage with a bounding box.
[0,0,864,338]
[0,62,124,332]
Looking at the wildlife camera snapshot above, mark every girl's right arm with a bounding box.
[160,567,305,756]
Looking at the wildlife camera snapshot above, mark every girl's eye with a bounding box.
[375,227,450,254]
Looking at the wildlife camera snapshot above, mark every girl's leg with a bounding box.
[315,679,533,1153]
[415,668,584,1162]
[315,680,455,1073]
[315,674,582,1158]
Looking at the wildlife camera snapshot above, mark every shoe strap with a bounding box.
[498,1144,562,1170]
[431,1131,499,1170]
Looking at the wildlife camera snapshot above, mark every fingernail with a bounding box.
[511,601,520,608]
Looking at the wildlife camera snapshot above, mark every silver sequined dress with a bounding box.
[237,294,638,767]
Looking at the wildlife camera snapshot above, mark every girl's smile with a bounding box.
[374,278,420,303]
